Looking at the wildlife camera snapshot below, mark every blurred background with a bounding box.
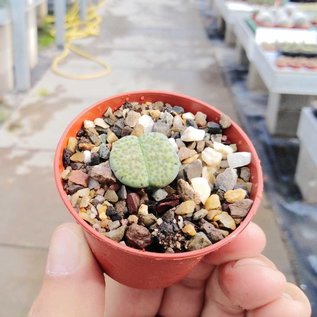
[0,0,316,316]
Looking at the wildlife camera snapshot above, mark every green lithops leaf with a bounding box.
[109,132,181,188]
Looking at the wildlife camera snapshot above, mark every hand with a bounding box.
[29,222,311,317]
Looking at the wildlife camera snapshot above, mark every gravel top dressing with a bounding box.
[61,101,253,253]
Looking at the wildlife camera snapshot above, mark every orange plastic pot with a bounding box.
[54,91,263,289]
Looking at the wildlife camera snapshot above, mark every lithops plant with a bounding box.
[109,132,181,188]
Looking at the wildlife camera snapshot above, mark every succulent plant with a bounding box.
[109,132,181,188]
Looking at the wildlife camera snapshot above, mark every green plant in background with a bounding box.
[38,16,55,48]
[110,132,181,188]
[0,0,8,8]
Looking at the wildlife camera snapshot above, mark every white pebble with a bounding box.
[168,138,178,151]
[213,141,234,159]
[83,150,91,163]
[227,152,251,169]
[138,114,154,133]
[157,218,163,225]
[201,147,222,167]
[182,112,195,120]
[181,126,205,142]
[191,177,211,204]
[84,120,95,129]
[94,118,109,129]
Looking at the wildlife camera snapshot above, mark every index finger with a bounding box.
[203,222,266,265]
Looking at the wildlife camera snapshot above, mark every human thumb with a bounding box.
[29,223,105,317]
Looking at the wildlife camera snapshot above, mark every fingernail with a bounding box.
[46,227,80,276]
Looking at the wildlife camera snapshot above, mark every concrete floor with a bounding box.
[0,0,295,316]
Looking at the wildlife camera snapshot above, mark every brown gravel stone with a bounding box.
[104,189,118,203]
[126,224,152,249]
[229,199,253,218]
[89,162,116,184]
[177,179,200,204]
[184,160,203,180]
[126,193,140,214]
[68,170,89,187]
[195,111,207,127]
[200,220,224,242]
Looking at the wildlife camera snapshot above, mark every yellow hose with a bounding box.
[50,0,111,80]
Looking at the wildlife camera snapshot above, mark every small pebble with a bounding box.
[152,189,168,202]
[240,167,251,182]
[205,194,221,210]
[181,127,205,142]
[126,193,140,214]
[182,112,195,120]
[83,150,91,164]
[94,118,109,129]
[141,213,157,227]
[175,200,196,215]
[84,120,95,129]
[201,147,222,167]
[160,111,174,127]
[67,137,78,153]
[213,141,234,159]
[138,204,149,216]
[70,152,84,163]
[183,154,200,164]
[68,170,88,186]
[172,115,184,132]
[224,188,247,203]
[207,121,222,134]
[184,160,203,180]
[149,109,161,120]
[196,141,205,153]
[193,209,208,220]
[126,223,152,249]
[117,185,127,200]
[202,166,216,186]
[219,113,232,128]
[128,214,139,224]
[108,220,121,230]
[182,224,197,236]
[206,209,221,221]
[194,111,207,127]
[229,199,253,218]
[177,179,201,204]
[172,106,184,114]
[214,212,236,230]
[104,225,126,242]
[89,162,116,184]
[152,122,171,136]
[61,167,72,180]
[215,168,238,191]
[138,115,154,133]
[99,143,110,160]
[227,152,251,169]
[191,177,211,204]
[131,124,145,137]
[125,110,141,127]
[188,232,211,251]
[178,147,197,161]
[107,130,118,143]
